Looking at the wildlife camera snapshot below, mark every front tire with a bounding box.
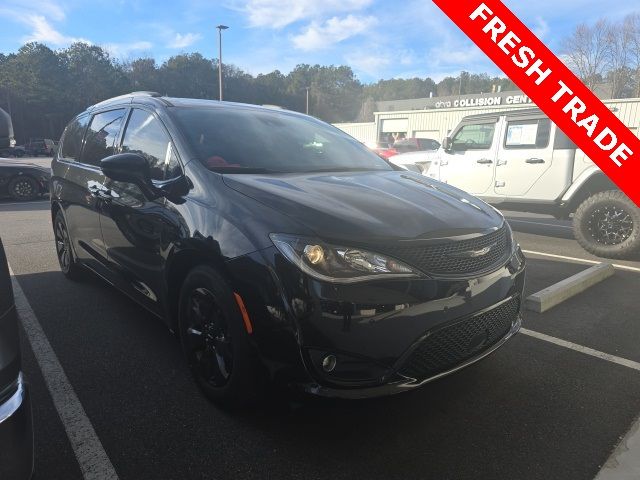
[54,211,84,280]
[178,266,262,407]
[8,176,38,201]
[573,190,640,259]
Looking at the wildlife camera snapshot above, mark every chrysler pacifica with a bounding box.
[51,92,526,405]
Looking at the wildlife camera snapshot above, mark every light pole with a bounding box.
[305,87,310,115]
[216,24,229,101]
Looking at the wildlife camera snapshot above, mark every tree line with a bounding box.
[3,12,638,144]
[0,42,516,142]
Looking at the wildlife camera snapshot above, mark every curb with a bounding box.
[525,263,615,313]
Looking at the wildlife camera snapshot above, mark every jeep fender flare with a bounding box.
[560,166,617,213]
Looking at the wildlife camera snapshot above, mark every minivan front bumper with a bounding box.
[235,244,526,398]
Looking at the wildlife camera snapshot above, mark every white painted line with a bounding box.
[523,249,640,274]
[507,218,573,229]
[0,201,49,207]
[9,265,119,480]
[525,263,615,313]
[595,414,640,480]
[521,328,640,372]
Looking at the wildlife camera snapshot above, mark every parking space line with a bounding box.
[521,328,640,372]
[9,265,119,480]
[0,201,50,207]
[595,414,640,480]
[522,250,640,274]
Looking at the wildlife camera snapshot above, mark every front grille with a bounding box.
[399,296,520,381]
[379,226,509,276]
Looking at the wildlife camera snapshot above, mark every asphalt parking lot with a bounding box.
[2,158,640,480]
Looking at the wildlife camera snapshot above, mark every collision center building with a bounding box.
[334,90,640,146]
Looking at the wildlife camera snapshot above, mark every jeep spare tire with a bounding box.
[574,190,640,259]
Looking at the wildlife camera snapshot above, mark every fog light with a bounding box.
[322,354,337,372]
[303,244,325,264]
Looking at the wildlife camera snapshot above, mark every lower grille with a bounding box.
[399,296,520,381]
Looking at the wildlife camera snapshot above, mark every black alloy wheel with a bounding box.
[179,266,262,406]
[574,190,640,259]
[184,287,234,388]
[54,211,83,280]
[9,176,38,201]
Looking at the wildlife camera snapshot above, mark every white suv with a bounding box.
[390,108,640,259]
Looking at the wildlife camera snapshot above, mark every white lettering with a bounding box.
[552,81,573,103]
[610,143,633,167]
[525,59,552,85]
[595,128,618,151]
[576,114,599,138]
[563,97,587,122]
[483,17,507,42]
[470,3,493,21]
[512,46,535,68]
[498,31,521,55]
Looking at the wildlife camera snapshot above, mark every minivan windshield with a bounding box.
[171,107,394,174]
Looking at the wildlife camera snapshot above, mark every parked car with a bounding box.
[0,161,50,200]
[24,138,56,157]
[0,238,34,479]
[393,108,640,259]
[51,92,526,405]
[377,137,440,159]
[0,108,18,158]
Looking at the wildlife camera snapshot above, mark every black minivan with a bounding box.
[51,92,526,404]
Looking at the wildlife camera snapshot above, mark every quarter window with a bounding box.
[60,115,89,161]
[121,109,176,181]
[81,110,126,166]
[504,119,551,149]
[451,124,495,150]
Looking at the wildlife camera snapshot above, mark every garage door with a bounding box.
[381,118,409,133]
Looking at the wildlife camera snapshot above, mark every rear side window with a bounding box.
[121,109,175,181]
[60,115,89,160]
[504,119,551,149]
[81,109,126,166]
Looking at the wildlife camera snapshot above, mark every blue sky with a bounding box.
[0,0,638,83]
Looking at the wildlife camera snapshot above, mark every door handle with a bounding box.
[440,159,449,166]
[526,158,545,164]
[476,158,493,164]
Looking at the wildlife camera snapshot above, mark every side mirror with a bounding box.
[442,137,452,151]
[100,153,160,200]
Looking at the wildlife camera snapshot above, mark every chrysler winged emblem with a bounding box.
[447,243,497,259]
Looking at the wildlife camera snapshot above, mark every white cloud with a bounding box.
[533,16,550,39]
[168,32,202,49]
[239,0,373,28]
[0,0,66,22]
[292,15,378,51]
[104,41,153,58]
[22,14,88,46]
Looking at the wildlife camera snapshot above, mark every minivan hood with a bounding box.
[222,171,503,244]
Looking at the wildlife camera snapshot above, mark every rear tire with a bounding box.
[54,211,84,280]
[8,176,38,201]
[178,265,263,407]
[573,190,640,259]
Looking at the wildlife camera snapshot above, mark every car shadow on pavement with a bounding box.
[506,217,575,240]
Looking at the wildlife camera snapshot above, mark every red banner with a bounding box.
[432,0,640,207]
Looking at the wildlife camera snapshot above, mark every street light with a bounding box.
[305,87,310,115]
[216,24,229,101]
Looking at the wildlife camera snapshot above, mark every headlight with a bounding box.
[270,234,423,283]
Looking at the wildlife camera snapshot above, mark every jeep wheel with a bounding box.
[574,190,640,259]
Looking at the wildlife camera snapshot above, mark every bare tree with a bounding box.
[563,19,611,90]
[624,14,640,97]
[607,20,631,98]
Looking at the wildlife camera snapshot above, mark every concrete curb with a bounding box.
[525,263,615,313]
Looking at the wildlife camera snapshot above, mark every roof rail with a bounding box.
[87,91,164,111]
[127,91,162,97]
